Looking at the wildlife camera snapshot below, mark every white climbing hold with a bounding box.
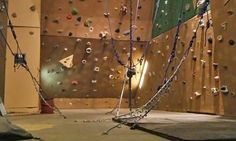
[59,55,74,68]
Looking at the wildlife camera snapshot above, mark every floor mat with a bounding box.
[0,116,34,141]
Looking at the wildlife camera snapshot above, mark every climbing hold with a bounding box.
[185,3,191,11]
[81,59,87,64]
[29,31,34,35]
[103,56,108,61]
[214,76,220,80]
[30,5,36,12]
[104,12,110,18]
[136,36,141,41]
[89,27,94,32]
[99,31,108,39]
[94,58,99,62]
[109,75,114,80]
[68,32,73,36]
[217,35,223,42]
[221,22,228,30]
[231,92,236,97]
[91,80,97,84]
[220,85,229,95]
[57,29,63,34]
[11,12,17,18]
[68,0,73,4]
[120,4,128,16]
[44,15,48,20]
[71,80,79,85]
[194,92,201,97]
[59,55,74,68]
[86,48,92,54]
[227,10,234,15]
[200,19,205,27]
[52,18,60,24]
[72,89,78,92]
[115,28,120,33]
[93,89,97,92]
[208,37,213,44]
[207,50,212,55]
[84,18,93,27]
[228,40,235,46]
[211,88,219,96]
[71,8,79,15]
[66,14,72,20]
[86,42,92,46]
[57,81,63,85]
[94,67,100,72]
[76,38,82,43]
[76,17,82,22]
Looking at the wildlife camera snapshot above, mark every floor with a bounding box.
[121,111,236,141]
[8,109,168,141]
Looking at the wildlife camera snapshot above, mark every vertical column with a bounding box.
[4,0,41,113]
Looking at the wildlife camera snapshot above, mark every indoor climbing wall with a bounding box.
[210,1,236,116]
[4,0,40,113]
[0,0,7,102]
[41,0,154,108]
[152,0,196,37]
[135,12,221,114]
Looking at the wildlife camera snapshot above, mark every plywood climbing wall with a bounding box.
[152,0,196,37]
[210,0,236,116]
[4,0,40,113]
[41,0,155,108]
[135,12,221,114]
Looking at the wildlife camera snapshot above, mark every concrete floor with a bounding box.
[8,109,168,141]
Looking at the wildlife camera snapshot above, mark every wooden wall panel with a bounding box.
[41,0,154,41]
[8,0,40,27]
[210,1,236,116]
[4,0,40,113]
[135,13,220,114]
[41,36,146,99]
[40,0,154,108]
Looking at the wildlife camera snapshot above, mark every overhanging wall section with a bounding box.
[152,0,196,37]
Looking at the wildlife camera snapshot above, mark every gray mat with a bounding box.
[137,122,236,141]
[116,111,236,141]
[0,116,34,141]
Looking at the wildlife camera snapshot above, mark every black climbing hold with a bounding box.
[115,28,120,33]
[136,36,141,41]
[68,32,73,36]
[77,17,82,22]
[208,37,213,44]
[228,40,235,46]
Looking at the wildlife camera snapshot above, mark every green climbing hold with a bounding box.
[71,8,79,15]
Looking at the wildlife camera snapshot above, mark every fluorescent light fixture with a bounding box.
[139,60,148,89]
